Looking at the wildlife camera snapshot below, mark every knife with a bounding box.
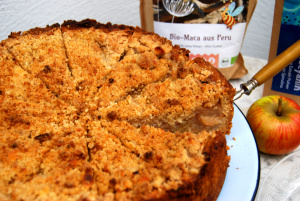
[234,39,300,101]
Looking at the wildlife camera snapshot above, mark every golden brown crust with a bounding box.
[147,132,229,201]
[8,23,60,38]
[87,120,227,201]
[0,19,235,201]
[62,19,135,33]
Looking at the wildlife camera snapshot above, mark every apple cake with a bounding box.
[0,19,235,201]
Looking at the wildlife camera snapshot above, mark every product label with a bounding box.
[272,58,300,95]
[152,0,249,68]
[271,0,300,96]
[154,22,246,68]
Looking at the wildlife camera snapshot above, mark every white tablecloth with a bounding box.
[229,56,300,200]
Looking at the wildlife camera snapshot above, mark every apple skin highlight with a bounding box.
[246,95,300,155]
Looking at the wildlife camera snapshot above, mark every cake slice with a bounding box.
[0,128,48,200]
[61,20,136,109]
[1,124,95,201]
[61,19,189,111]
[0,43,78,125]
[2,24,84,110]
[87,120,147,200]
[94,57,235,135]
[91,24,192,110]
[86,119,229,200]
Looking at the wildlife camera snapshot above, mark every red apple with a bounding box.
[246,95,300,155]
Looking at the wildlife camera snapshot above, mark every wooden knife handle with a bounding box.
[252,39,300,86]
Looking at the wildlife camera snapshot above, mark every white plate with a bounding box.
[256,150,300,201]
[218,103,260,201]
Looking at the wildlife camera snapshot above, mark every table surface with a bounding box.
[229,55,300,200]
